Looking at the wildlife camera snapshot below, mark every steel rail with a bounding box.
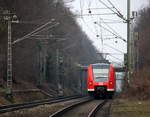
[49,97,93,117]
[0,95,85,114]
[88,100,107,117]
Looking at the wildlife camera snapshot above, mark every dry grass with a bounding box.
[111,99,150,117]
[0,91,49,106]
[123,67,150,100]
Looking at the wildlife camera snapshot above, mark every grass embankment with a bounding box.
[0,87,49,105]
[111,99,150,117]
[111,67,150,117]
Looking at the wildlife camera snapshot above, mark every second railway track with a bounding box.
[49,98,108,117]
[0,95,86,114]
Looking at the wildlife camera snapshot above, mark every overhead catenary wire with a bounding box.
[94,0,103,52]
[78,13,116,17]
[101,21,124,24]
[80,0,83,17]
[98,0,126,21]
[98,0,118,15]
[13,20,59,44]
[85,11,125,45]
[100,18,124,22]
[88,9,99,39]
[104,43,125,54]
[108,57,123,66]
[94,0,104,51]
[101,53,124,55]
[80,18,97,36]
[106,0,126,21]
[97,18,104,52]
[98,17,125,41]
[96,22,126,42]
[79,0,98,37]
[109,54,123,61]
[88,0,92,8]
[102,37,117,40]
[86,7,114,11]
[87,6,125,42]
[77,0,126,65]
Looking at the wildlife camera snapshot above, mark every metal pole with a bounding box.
[38,41,42,87]
[38,40,47,87]
[127,0,131,84]
[6,16,13,96]
[130,20,133,72]
[56,49,60,94]
[136,32,139,71]
[56,48,64,96]
[80,70,83,95]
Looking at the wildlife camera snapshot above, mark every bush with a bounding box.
[125,67,150,100]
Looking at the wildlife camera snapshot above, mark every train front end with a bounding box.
[87,63,115,98]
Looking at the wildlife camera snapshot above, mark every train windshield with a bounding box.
[92,64,109,82]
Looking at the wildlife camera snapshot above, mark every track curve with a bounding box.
[49,99,107,117]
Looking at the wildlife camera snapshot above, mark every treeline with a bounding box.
[135,6,150,68]
[127,5,150,99]
[0,0,102,95]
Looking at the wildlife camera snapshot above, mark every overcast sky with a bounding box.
[68,0,149,66]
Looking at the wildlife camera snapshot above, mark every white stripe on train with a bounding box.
[88,89,95,91]
[88,89,114,91]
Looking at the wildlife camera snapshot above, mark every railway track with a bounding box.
[49,99,108,117]
[0,95,85,114]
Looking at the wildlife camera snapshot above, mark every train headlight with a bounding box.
[89,81,93,85]
[109,81,113,85]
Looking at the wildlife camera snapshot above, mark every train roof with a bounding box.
[91,63,110,66]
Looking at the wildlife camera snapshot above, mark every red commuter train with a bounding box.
[87,63,115,98]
